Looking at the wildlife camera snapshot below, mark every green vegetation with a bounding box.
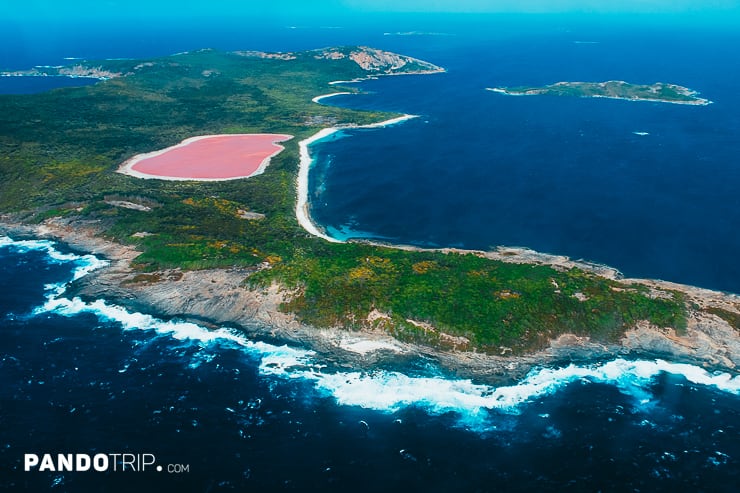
[489,81,711,105]
[250,246,686,352]
[706,307,740,332]
[0,48,689,353]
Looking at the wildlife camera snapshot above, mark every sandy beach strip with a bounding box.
[117,133,293,182]
[328,78,367,86]
[311,92,352,104]
[296,114,418,243]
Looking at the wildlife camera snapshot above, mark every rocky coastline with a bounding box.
[2,215,738,385]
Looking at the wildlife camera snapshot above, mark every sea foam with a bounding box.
[5,235,739,431]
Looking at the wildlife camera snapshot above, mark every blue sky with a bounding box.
[344,0,740,13]
[6,0,740,19]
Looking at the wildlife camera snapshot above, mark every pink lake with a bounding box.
[120,134,293,181]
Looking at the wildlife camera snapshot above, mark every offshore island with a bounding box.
[487,80,712,105]
[1,47,738,380]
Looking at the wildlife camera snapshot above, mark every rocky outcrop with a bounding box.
[312,46,444,75]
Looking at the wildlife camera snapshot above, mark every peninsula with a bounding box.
[488,80,712,105]
[1,47,738,377]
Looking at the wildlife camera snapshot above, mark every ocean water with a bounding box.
[308,24,740,294]
[0,76,100,95]
[2,14,740,492]
[1,238,739,492]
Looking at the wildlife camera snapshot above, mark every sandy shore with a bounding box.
[296,129,344,243]
[296,114,418,244]
[117,133,293,181]
[311,92,351,104]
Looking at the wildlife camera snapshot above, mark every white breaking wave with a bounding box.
[4,236,740,430]
[35,293,740,426]
[281,359,740,416]
[0,236,109,282]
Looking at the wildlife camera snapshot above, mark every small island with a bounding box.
[488,80,712,105]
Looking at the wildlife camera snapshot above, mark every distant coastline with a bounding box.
[0,64,124,80]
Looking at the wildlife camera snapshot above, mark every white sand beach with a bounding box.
[296,115,418,242]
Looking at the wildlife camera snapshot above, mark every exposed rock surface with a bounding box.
[2,216,738,384]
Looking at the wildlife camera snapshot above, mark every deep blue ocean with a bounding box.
[2,238,739,492]
[1,15,740,492]
[307,24,740,294]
